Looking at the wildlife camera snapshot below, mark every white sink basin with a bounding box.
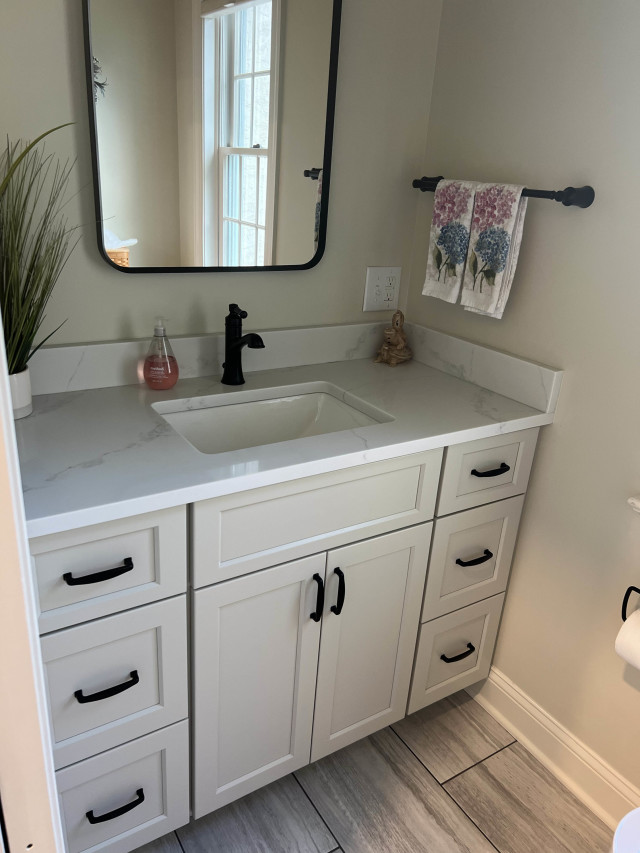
[152,382,392,455]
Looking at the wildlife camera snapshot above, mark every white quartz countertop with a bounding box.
[17,358,555,539]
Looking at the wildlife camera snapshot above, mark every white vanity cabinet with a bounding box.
[30,507,190,853]
[408,428,539,712]
[28,426,541,848]
[192,524,432,818]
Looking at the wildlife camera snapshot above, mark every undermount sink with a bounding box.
[152,382,393,455]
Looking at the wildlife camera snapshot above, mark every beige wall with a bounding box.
[0,0,442,344]
[274,0,333,265]
[92,0,181,267]
[406,0,640,786]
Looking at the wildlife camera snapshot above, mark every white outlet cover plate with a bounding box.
[363,267,401,312]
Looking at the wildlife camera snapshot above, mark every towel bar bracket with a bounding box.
[412,176,595,209]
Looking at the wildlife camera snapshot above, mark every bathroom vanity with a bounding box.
[18,330,561,852]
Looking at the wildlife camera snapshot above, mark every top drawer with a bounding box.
[437,428,538,516]
[192,450,443,587]
[31,507,187,634]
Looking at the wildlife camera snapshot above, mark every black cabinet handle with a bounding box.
[470,462,510,478]
[310,573,324,622]
[330,568,346,615]
[86,788,145,824]
[75,670,139,704]
[456,549,493,568]
[63,557,134,586]
[440,642,475,664]
[622,586,640,622]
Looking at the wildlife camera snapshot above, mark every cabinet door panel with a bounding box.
[192,554,324,818]
[311,524,431,761]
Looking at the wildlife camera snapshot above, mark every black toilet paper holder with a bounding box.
[622,586,640,622]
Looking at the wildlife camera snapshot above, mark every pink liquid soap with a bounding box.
[143,354,179,389]
[143,320,179,390]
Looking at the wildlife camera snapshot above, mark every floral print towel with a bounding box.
[422,180,476,303]
[461,184,527,319]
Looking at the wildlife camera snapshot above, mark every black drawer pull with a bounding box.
[63,557,134,586]
[456,549,493,568]
[75,670,139,704]
[622,586,640,622]
[470,462,510,478]
[86,788,145,824]
[441,642,475,664]
[330,568,346,616]
[310,573,324,622]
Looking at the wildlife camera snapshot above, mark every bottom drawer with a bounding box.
[56,721,189,853]
[408,594,504,714]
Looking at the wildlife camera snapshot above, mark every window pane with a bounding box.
[258,156,267,227]
[241,155,258,224]
[234,78,252,148]
[224,220,240,266]
[255,3,272,73]
[241,224,257,265]
[235,7,254,75]
[253,74,270,148]
[224,155,240,220]
[257,228,265,265]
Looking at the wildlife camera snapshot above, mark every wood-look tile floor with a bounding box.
[135,691,611,853]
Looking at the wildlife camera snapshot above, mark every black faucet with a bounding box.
[221,304,265,385]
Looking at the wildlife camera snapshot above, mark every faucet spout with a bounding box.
[221,305,265,385]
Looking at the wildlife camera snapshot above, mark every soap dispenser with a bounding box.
[143,319,179,390]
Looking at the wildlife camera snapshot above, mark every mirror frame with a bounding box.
[82,0,342,274]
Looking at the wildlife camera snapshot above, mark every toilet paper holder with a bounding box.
[622,586,640,622]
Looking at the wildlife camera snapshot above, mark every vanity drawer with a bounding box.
[42,596,188,769]
[437,428,538,516]
[408,594,504,714]
[56,720,189,853]
[192,450,442,586]
[422,495,524,621]
[31,506,187,633]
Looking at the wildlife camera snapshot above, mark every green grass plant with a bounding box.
[0,125,76,375]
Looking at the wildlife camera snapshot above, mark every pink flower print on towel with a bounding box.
[432,181,473,229]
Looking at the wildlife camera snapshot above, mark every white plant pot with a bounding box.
[9,367,33,420]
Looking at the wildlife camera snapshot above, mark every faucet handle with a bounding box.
[228,303,248,320]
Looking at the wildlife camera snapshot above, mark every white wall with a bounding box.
[92,0,181,267]
[0,0,442,344]
[406,0,640,789]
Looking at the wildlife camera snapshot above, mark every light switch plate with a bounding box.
[363,267,401,312]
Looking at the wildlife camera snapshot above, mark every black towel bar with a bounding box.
[412,176,595,208]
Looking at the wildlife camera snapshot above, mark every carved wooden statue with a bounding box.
[375,309,412,367]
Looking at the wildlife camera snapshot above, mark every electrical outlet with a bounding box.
[363,267,401,312]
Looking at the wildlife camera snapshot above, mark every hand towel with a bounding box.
[461,184,527,319]
[422,180,476,303]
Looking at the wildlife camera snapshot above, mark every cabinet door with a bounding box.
[311,524,432,761]
[192,554,324,818]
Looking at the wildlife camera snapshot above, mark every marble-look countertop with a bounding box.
[17,358,555,539]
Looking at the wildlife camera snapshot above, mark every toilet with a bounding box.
[612,807,640,852]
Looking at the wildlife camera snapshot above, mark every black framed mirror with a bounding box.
[83,0,342,273]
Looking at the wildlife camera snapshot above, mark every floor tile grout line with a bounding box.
[292,771,341,853]
[438,775,503,853]
[440,740,517,785]
[388,727,502,853]
[174,829,187,853]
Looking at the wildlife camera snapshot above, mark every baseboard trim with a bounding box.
[467,667,640,830]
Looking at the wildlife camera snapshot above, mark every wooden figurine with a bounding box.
[375,309,412,366]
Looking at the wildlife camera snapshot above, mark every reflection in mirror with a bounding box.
[84,0,341,272]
